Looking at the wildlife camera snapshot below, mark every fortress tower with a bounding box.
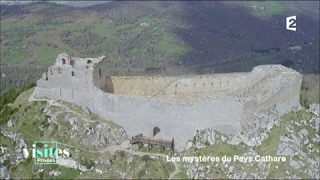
[34,53,303,149]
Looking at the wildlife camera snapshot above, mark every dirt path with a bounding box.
[28,92,182,179]
[29,91,100,123]
[57,140,180,179]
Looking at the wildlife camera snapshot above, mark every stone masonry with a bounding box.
[33,53,303,149]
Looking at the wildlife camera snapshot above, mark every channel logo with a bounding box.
[286,16,296,31]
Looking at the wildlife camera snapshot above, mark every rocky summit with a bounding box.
[0,1,319,179]
[34,53,302,149]
[0,71,319,179]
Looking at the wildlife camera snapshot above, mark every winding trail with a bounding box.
[59,140,181,179]
[58,139,181,179]
[28,91,182,179]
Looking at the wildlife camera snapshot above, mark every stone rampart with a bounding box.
[107,72,253,102]
[34,86,244,149]
[38,67,93,91]
[33,54,303,149]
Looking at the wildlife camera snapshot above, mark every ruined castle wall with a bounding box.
[34,85,244,149]
[34,60,303,149]
[162,73,250,96]
[109,76,172,95]
[259,72,302,115]
[244,66,303,110]
[240,66,302,129]
[37,67,93,91]
[92,60,109,92]
[108,72,252,98]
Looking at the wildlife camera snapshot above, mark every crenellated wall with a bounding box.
[33,53,303,149]
[104,72,255,102]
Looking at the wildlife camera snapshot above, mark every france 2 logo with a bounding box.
[286,16,296,31]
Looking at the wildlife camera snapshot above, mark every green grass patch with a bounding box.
[253,110,312,156]
[9,162,34,179]
[1,18,38,32]
[131,154,174,179]
[254,109,316,179]
[0,136,15,154]
[90,22,117,37]
[34,41,71,62]
[300,89,320,107]
[1,47,30,64]
[3,88,49,145]
[115,23,137,31]
[267,160,310,179]
[173,171,189,179]
[0,84,35,124]
[248,1,285,17]
[54,167,79,179]
[197,141,248,158]
[138,145,171,155]
[0,11,82,64]
[254,126,282,156]
[156,32,188,58]
[209,167,228,179]
[137,16,155,24]
[106,54,118,63]
[36,4,69,14]
[245,54,279,67]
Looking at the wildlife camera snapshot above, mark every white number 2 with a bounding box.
[286,16,297,31]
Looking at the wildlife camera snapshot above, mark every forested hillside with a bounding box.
[0,1,319,93]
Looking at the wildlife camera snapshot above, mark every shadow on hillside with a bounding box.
[172,1,319,73]
[0,5,31,19]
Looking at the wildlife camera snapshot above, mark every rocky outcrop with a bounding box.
[0,166,10,180]
[62,114,127,147]
[2,131,28,165]
[308,103,320,116]
[57,158,94,172]
[192,127,216,149]
[81,123,127,147]
[184,107,319,179]
[49,170,62,176]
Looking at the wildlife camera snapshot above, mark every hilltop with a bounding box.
[0,83,319,179]
[0,87,177,179]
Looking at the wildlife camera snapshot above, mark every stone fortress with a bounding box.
[33,53,303,149]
